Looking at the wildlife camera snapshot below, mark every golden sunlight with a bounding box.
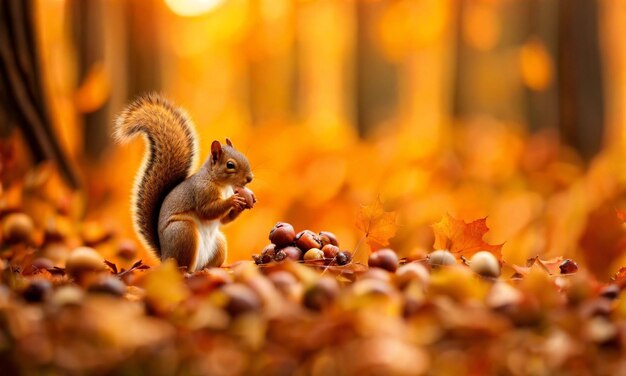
[164,0,225,17]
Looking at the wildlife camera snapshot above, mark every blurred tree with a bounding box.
[125,1,162,98]
[355,0,398,138]
[557,0,604,160]
[523,0,558,132]
[0,0,79,187]
[71,0,111,161]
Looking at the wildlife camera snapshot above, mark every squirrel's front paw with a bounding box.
[234,187,256,209]
[229,194,247,211]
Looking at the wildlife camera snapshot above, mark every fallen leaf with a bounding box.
[141,259,188,312]
[431,214,503,259]
[355,198,398,251]
[535,256,564,275]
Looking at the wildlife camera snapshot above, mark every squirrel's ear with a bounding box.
[225,138,233,147]
[211,140,223,162]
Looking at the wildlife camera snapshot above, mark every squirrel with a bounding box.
[114,93,254,271]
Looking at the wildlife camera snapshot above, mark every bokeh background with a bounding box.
[2,0,626,277]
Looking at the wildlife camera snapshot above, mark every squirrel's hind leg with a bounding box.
[160,220,198,271]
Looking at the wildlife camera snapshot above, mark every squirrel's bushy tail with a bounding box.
[114,93,198,255]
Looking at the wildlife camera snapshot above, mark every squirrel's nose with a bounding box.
[246,175,253,184]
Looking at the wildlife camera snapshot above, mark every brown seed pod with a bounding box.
[428,250,456,267]
[303,248,324,261]
[222,283,261,316]
[88,276,126,297]
[368,249,399,272]
[260,244,276,263]
[65,247,106,281]
[51,285,84,307]
[319,231,339,247]
[280,246,303,261]
[336,251,352,266]
[395,262,430,289]
[470,251,500,278]
[2,213,34,245]
[268,271,301,299]
[269,223,296,247]
[559,259,579,274]
[303,277,339,311]
[322,244,340,259]
[295,230,322,251]
[22,279,52,302]
[235,187,256,209]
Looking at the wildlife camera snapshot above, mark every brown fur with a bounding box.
[115,94,253,269]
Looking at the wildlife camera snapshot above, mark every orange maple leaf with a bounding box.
[355,198,397,251]
[616,208,626,223]
[431,214,503,259]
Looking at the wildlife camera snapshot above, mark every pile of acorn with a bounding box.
[253,223,353,266]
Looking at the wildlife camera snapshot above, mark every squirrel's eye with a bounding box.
[226,161,236,169]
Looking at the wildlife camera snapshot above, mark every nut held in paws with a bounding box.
[235,187,256,209]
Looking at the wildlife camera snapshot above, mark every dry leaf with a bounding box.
[355,198,398,251]
[431,214,503,259]
[511,256,569,277]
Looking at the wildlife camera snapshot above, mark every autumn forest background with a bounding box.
[4,0,626,275]
[5,0,626,374]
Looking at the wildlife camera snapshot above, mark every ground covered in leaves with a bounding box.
[2,207,626,376]
[5,124,626,375]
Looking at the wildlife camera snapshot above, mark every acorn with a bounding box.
[260,244,276,264]
[88,276,126,297]
[428,250,456,267]
[559,259,578,274]
[322,244,340,259]
[319,231,339,247]
[276,246,302,261]
[368,249,399,272]
[395,262,430,289]
[65,247,106,281]
[222,283,261,316]
[268,271,301,300]
[22,279,52,302]
[303,248,324,261]
[470,251,500,278]
[336,251,352,266]
[2,213,34,245]
[51,285,85,306]
[303,277,339,311]
[235,186,256,209]
[295,230,322,251]
[269,223,296,247]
